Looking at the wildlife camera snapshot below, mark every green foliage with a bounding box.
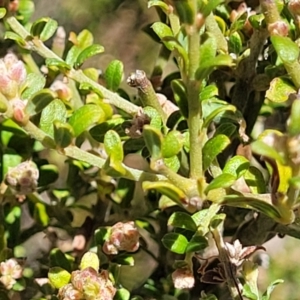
[0,0,300,299]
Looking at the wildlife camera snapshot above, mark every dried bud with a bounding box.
[5,161,39,195]
[103,221,140,255]
[0,54,26,99]
[172,268,195,289]
[0,258,22,289]
[125,109,150,139]
[268,20,289,36]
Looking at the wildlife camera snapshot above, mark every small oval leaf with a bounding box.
[162,233,188,254]
[68,104,105,137]
[105,59,124,92]
[48,267,71,289]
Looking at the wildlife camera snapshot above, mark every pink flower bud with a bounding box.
[0,258,22,289]
[58,283,84,300]
[288,0,300,15]
[0,54,27,99]
[103,221,140,255]
[50,80,72,101]
[268,21,289,36]
[172,268,195,289]
[70,267,116,300]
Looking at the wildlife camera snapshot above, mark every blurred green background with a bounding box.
[32,1,300,299]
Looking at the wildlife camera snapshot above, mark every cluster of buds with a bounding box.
[58,267,116,300]
[103,221,140,255]
[5,161,39,195]
[0,258,23,289]
[0,53,28,123]
[0,53,26,100]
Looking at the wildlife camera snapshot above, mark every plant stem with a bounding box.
[186,1,203,179]
[126,70,167,121]
[5,16,140,116]
[212,228,243,300]
[21,120,166,182]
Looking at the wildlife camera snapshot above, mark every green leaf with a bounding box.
[202,134,230,171]
[186,235,208,253]
[162,233,188,254]
[214,123,237,138]
[205,173,237,193]
[222,194,281,219]
[168,212,197,231]
[223,155,249,178]
[40,99,67,137]
[48,267,71,289]
[228,31,243,54]
[163,155,180,172]
[288,99,300,135]
[230,11,247,33]
[22,73,46,100]
[50,248,72,272]
[4,31,27,47]
[248,13,265,30]
[266,77,296,103]
[171,79,188,118]
[271,36,299,64]
[18,0,35,24]
[104,130,124,163]
[262,279,284,300]
[105,60,124,92]
[89,118,125,143]
[199,0,224,17]
[200,85,219,101]
[53,121,74,148]
[244,166,266,194]
[76,44,105,67]
[143,181,187,206]
[39,164,59,186]
[173,0,194,24]
[148,0,169,13]
[162,130,183,158]
[5,206,21,224]
[66,29,94,66]
[94,227,110,246]
[45,58,71,72]
[25,89,57,116]
[80,252,100,271]
[151,22,175,50]
[251,140,285,165]
[143,125,163,159]
[0,8,6,19]
[199,34,217,67]
[114,288,130,300]
[68,104,105,137]
[196,54,233,81]
[242,283,259,300]
[34,202,49,226]
[30,17,58,41]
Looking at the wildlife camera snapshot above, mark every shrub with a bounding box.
[0,0,300,299]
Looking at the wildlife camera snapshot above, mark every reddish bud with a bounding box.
[268,21,289,36]
[103,221,140,255]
